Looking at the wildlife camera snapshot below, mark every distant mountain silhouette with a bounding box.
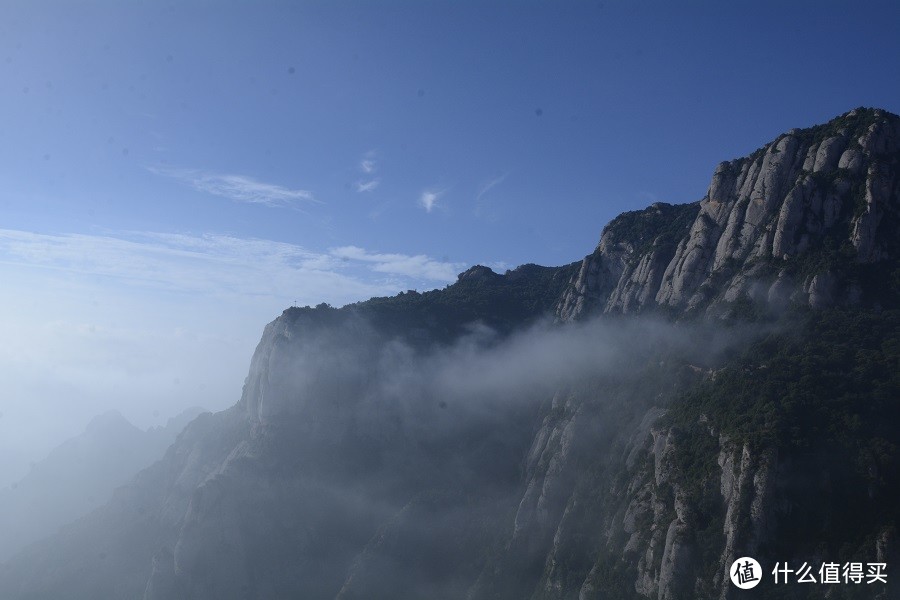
[0,407,205,562]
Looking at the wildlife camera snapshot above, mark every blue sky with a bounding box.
[1,0,899,485]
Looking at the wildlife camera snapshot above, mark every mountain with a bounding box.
[0,407,205,563]
[558,107,900,319]
[1,108,898,600]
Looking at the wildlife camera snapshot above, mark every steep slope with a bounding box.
[473,306,900,600]
[475,109,900,600]
[1,108,899,600]
[476,109,900,600]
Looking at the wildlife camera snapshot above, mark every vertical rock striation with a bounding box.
[558,108,900,320]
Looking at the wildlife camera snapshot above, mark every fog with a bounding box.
[266,307,748,420]
[0,268,770,597]
[0,229,470,489]
[193,307,761,599]
[0,265,256,488]
[0,226,764,597]
[240,302,761,473]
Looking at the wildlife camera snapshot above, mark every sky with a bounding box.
[1,0,899,486]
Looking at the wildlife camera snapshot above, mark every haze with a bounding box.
[2,0,899,488]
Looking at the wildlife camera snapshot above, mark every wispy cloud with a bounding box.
[0,229,467,306]
[356,151,380,193]
[0,229,343,302]
[419,189,443,213]
[360,150,378,175]
[474,173,509,222]
[331,246,465,281]
[354,152,380,194]
[356,179,380,193]
[148,166,318,208]
[476,173,508,203]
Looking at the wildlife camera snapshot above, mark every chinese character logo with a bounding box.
[730,557,762,589]
[771,560,887,585]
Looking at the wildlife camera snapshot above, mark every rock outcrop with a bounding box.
[558,108,900,320]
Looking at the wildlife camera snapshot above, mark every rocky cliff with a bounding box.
[1,108,899,600]
[557,108,900,319]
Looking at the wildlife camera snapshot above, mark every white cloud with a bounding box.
[355,152,380,193]
[0,229,380,306]
[359,150,378,175]
[476,173,508,202]
[330,246,465,282]
[356,179,380,193]
[419,189,442,213]
[148,166,318,208]
[0,229,468,306]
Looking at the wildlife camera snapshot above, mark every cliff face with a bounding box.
[558,108,900,319]
[2,109,899,600]
[476,307,900,600]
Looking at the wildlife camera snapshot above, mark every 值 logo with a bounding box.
[730,556,762,589]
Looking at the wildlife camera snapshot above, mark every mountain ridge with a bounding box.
[557,107,900,319]
[2,107,899,600]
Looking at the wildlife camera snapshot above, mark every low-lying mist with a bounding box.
[0,303,777,600]
[192,309,767,599]
[254,309,758,432]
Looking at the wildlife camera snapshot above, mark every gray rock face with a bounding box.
[558,202,701,319]
[714,442,775,600]
[557,108,900,320]
[620,425,695,600]
[583,419,781,600]
[143,548,182,600]
[513,391,581,538]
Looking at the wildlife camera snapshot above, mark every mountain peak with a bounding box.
[557,107,900,320]
[457,265,500,282]
[85,409,135,434]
